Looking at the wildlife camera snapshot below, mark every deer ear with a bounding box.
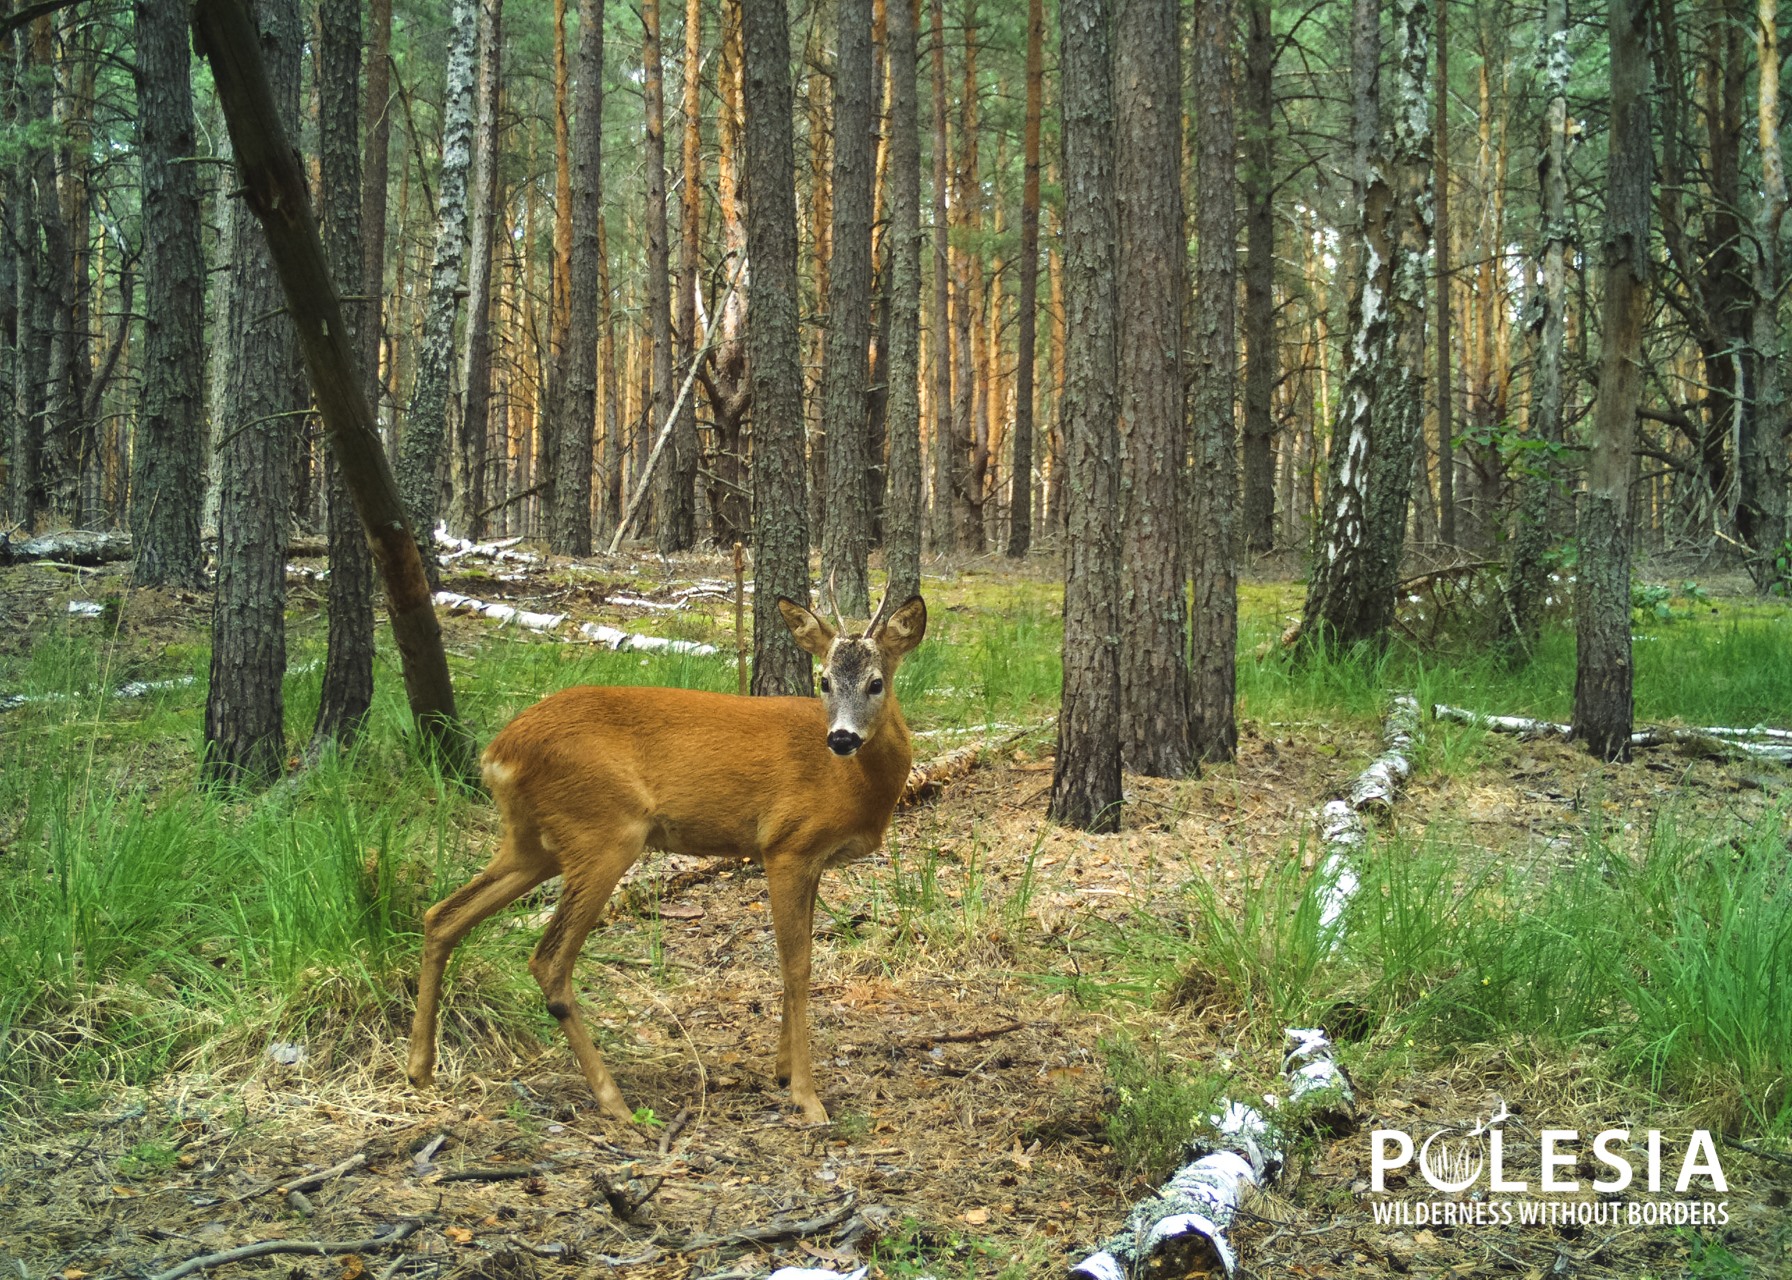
[873,596,927,660]
[777,597,836,657]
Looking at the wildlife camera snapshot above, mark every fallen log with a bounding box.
[1432,703,1792,764]
[0,529,134,566]
[433,590,720,656]
[1317,694,1421,951]
[1070,1028,1355,1278]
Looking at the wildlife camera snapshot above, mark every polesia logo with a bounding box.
[1368,1101,1732,1232]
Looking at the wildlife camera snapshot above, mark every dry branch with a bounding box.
[1432,703,1792,763]
[670,1191,858,1252]
[146,1219,423,1280]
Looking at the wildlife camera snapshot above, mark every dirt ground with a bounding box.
[3,551,1790,1279]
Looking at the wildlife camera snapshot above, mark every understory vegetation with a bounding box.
[3,566,1790,1195]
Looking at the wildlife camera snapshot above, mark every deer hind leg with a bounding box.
[765,850,828,1124]
[408,830,553,1089]
[527,822,646,1122]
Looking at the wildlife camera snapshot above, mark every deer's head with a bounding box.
[778,590,927,757]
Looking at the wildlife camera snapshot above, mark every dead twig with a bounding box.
[659,1105,693,1156]
[434,1162,552,1183]
[1722,1135,1792,1166]
[145,1218,422,1280]
[277,1150,367,1196]
[669,1191,858,1252]
[902,1021,1025,1049]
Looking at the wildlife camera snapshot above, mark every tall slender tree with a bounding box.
[884,0,923,602]
[1006,0,1043,559]
[396,0,478,563]
[1432,0,1455,545]
[311,0,377,753]
[926,0,954,553]
[1050,0,1122,832]
[1116,0,1192,776]
[551,0,605,554]
[205,0,303,787]
[131,0,206,587]
[820,0,876,615]
[743,0,813,694]
[646,0,691,551]
[1742,0,1789,584]
[674,0,703,547]
[454,0,504,540]
[1239,0,1276,554]
[360,0,393,447]
[1575,0,1651,759]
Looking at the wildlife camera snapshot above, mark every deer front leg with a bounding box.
[764,851,828,1124]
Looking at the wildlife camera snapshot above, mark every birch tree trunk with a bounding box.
[884,0,923,602]
[1117,0,1193,776]
[744,0,814,695]
[396,0,477,564]
[131,0,207,587]
[820,0,876,615]
[1050,0,1123,832]
[1574,0,1650,760]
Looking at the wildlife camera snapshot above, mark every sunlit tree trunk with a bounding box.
[884,0,924,602]
[1050,0,1123,832]
[1575,0,1650,760]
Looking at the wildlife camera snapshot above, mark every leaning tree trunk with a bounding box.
[743,0,813,694]
[310,0,377,755]
[1117,0,1193,776]
[1050,0,1123,832]
[192,0,476,778]
[882,0,923,603]
[395,0,477,567]
[551,0,604,554]
[1006,0,1044,559]
[819,0,876,616]
[1239,0,1275,555]
[131,0,207,588]
[1741,0,1789,586]
[204,0,303,788]
[1504,0,1569,648]
[1574,0,1650,760]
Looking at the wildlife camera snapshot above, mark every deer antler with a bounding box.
[867,581,894,636]
[825,570,849,635]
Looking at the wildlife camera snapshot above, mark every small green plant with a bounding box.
[118,1139,181,1177]
[1100,1033,1226,1184]
[631,1105,664,1127]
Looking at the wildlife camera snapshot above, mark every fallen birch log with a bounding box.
[1316,694,1421,951]
[434,526,542,566]
[1432,703,1792,763]
[1348,694,1420,811]
[0,674,197,713]
[433,590,720,656]
[1070,1028,1355,1279]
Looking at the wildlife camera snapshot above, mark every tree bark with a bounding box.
[1006,0,1043,560]
[204,0,303,787]
[396,0,477,566]
[1050,0,1123,832]
[646,0,693,551]
[1504,0,1569,646]
[310,0,377,754]
[360,0,392,442]
[454,0,503,541]
[926,0,954,554]
[820,0,876,615]
[1432,0,1453,546]
[1741,0,1789,583]
[884,0,923,602]
[674,0,704,547]
[1239,0,1276,554]
[1574,0,1650,761]
[131,0,207,587]
[550,0,605,554]
[743,0,813,694]
[1117,0,1193,775]
[9,23,47,530]
[193,0,476,778]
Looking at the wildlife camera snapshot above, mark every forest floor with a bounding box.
[2,543,1791,1279]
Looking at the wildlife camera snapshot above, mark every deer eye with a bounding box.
[820,677,831,694]
[868,678,884,695]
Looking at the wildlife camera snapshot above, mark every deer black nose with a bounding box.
[827,729,863,756]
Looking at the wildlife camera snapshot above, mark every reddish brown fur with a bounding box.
[406,597,926,1124]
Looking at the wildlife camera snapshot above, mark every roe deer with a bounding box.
[406,590,927,1123]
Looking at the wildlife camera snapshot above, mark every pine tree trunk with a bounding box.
[883,0,923,602]
[1006,0,1043,559]
[361,0,392,439]
[1050,0,1123,832]
[131,0,207,587]
[11,25,47,530]
[311,0,376,754]
[1432,0,1454,545]
[551,0,604,554]
[1116,0,1193,776]
[646,0,692,551]
[820,0,876,616]
[1742,0,1789,584]
[743,0,813,694]
[396,0,477,563]
[1574,0,1649,761]
[675,0,703,547]
[205,0,303,788]
[1239,0,1276,554]
[926,0,954,554]
[1504,0,1568,645]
